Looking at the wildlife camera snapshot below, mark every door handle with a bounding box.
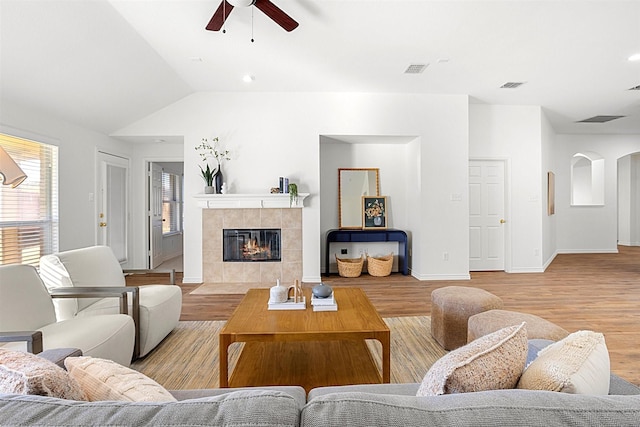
[500,219,506,224]
[99,222,107,227]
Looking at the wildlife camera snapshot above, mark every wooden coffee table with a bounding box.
[219,287,390,391]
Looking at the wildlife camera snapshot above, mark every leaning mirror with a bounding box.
[339,168,379,229]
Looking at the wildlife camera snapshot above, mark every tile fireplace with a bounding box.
[202,207,302,284]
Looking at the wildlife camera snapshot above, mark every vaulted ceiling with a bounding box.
[1,0,639,136]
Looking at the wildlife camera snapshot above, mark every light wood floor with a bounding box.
[128,246,640,386]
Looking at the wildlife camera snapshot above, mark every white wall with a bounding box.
[541,111,557,267]
[469,104,545,272]
[1,101,134,257]
[618,153,640,247]
[554,134,640,252]
[116,92,470,282]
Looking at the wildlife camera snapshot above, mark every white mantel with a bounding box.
[194,193,309,209]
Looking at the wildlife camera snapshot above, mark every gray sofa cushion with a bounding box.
[0,390,300,427]
[301,389,640,427]
[308,383,420,400]
[170,386,307,408]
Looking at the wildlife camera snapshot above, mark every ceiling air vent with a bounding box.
[628,84,640,91]
[577,115,625,123]
[500,82,526,89]
[404,64,428,74]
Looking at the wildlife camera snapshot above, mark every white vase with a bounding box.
[270,279,288,303]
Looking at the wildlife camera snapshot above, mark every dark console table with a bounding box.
[325,229,409,276]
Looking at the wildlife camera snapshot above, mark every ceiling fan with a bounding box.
[206,0,299,32]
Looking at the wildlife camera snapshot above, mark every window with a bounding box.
[162,171,182,235]
[0,134,59,266]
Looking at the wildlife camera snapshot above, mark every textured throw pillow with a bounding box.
[64,356,177,402]
[517,330,610,395]
[0,348,87,400]
[417,322,527,396]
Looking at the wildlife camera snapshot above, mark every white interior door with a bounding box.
[97,152,129,264]
[469,160,506,271]
[149,162,163,269]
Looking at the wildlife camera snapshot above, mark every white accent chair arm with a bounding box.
[49,286,141,359]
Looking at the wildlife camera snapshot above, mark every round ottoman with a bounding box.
[467,309,570,343]
[430,286,503,350]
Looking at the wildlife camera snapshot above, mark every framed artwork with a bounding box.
[362,196,387,229]
[547,171,555,215]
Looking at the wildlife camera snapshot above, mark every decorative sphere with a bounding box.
[312,282,333,298]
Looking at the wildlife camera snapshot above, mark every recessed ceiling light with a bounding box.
[189,57,203,62]
[243,75,255,83]
[628,53,640,62]
[153,139,166,143]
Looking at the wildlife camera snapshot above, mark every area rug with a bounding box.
[131,316,447,390]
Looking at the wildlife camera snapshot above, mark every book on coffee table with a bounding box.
[311,294,335,305]
[313,302,338,312]
[268,296,306,310]
[312,294,337,311]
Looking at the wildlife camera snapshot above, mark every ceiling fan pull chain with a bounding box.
[251,6,254,42]
[222,0,227,33]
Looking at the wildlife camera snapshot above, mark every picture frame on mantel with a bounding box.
[362,196,387,229]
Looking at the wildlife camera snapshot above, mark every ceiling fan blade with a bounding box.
[206,1,234,31]
[254,0,298,32]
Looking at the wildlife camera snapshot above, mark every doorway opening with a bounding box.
[148,161,184,272]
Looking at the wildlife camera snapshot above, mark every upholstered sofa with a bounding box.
[1,340,639,426]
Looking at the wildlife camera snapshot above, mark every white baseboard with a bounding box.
[508,267,545,273]
[556,248,619,254]
[182,276,203,284]
[618,241,640,247]
[542,251,558,271]
[412,272,471,281]
[303,275,322,284]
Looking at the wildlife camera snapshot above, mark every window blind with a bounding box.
[0,134,59,266]
[162,171,182,235]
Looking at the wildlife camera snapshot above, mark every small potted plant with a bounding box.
[200,164,215,194]
[288,182,298,207]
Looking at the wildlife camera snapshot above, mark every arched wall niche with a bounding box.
[571,151,604,206]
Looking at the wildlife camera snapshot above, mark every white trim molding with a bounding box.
[194,193,309,209]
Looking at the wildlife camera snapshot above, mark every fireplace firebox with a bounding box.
[223,228,282,262]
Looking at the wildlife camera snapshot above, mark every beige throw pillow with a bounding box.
[65,356,177,402]
[417,322,527,396]
[517,330,610,395]
[0,348,87,400]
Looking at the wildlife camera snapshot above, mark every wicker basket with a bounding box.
[367,253,394,277]
[335,254,364,278]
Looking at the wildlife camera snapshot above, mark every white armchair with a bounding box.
[0,264,135,367]
[39,246,182,358]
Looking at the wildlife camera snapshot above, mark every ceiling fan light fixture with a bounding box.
[243,74,255,83]
[228,0,254,7]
